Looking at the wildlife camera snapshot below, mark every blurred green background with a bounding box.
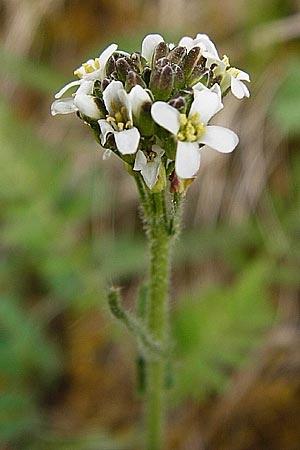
[1,1,300,449]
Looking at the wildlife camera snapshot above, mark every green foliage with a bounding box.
[0,296,62,442]
[0,45,69,95]
[271,59,300,136]
[172,260,275,402]
[25,430,137,450]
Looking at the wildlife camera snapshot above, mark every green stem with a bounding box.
[145,193,171,450]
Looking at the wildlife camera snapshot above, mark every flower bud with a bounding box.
[170,170,194,193]
[142,66,152,86]
[168,95,186,113]
[184,47,207,85]
[152,41,169,66]
[149,64,174,101]
[172,64,185,92]
[138,101,154,136]
[151,163,167,193]
[102,78,110,91]
[169,88,193,114]
[106,54,117,77]
[125,70,146,92]
[130,52,147,73]
[167,46,187,65]
[116,57,135,83]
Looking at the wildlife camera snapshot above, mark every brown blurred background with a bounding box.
[1,1,300,449]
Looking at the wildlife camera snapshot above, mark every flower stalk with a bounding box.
[51,31,250,450]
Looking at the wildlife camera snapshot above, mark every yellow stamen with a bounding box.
[178,112,205,142]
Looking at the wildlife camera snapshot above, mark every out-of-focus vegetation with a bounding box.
[1,1,300,449]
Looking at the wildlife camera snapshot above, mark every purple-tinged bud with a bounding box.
[184,47,206,82]
[149,64,174,101]
[168,95,186,113]
[116,57,135,83]
[172,64,185,92]
[188,65,208,86]
[142,66,152,86]
[138,101,154,136]
[130,52,147,73]
[152,41,169,66]
[102,78,110,91]
[155,57,169,69]
[167,46,187,65]
[106,55,117,77]
[125,70,146,92]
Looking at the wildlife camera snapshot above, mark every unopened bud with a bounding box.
[125,71,146,91]
[102,78,110,91]
[142,66,152,86]
[130,52,147,73]
[184,47,206,84]
[116,57,135,83]
[172,64,185,92]
[106,55,117,77]
[169,88,193,113]
[168,95,186,113]
[138,101,154,136]
[167,46,187,65]
[152,42,169,66]
[149,64,174,101]
[151,164,167,193]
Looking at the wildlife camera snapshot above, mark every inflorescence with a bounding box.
[51,33,250,192]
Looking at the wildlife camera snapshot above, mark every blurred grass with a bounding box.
[0,0,300,449]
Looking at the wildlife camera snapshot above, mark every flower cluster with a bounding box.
[51,33,250,191]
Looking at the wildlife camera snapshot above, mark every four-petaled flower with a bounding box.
[98,81,152,155]
[133,145,164,189]
[51,43,117,117]
[151,87,239,179]
[52,32,250,187]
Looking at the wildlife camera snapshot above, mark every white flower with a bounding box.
[98,81,151,155]
[215,56,251,99]
[51,43,117,117]
[55,44,117,98]
[141,34,164,64]
[179,33,220,62]
[133,145,164,189]
[51,80,102,119]
[225,68,250,99]
[151,89,239,179]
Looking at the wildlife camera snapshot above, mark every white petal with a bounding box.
[74,94,101,119]
[178,36,194,51]
[194,34,220,59]
[237,70,250,82]
[141,161,160,189]
[141,34,164,63]
[103,80,124,114]
[98,119,114,145]
[199,125,239,153]
[193,82,222,102]
[98,43,118,79]
[175,141,201,179]
[76,80,94,95]
[129,85,152,118]
[118,88,132,121]
[54,80,81,99]
[114,127,140,155]
[152,144,164,158]
[151,102,180,135]
[231,76,248,99]
[210,83,222,100]
[190,89,223,124]
[133,150,147,171]
[51,98,77,115]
